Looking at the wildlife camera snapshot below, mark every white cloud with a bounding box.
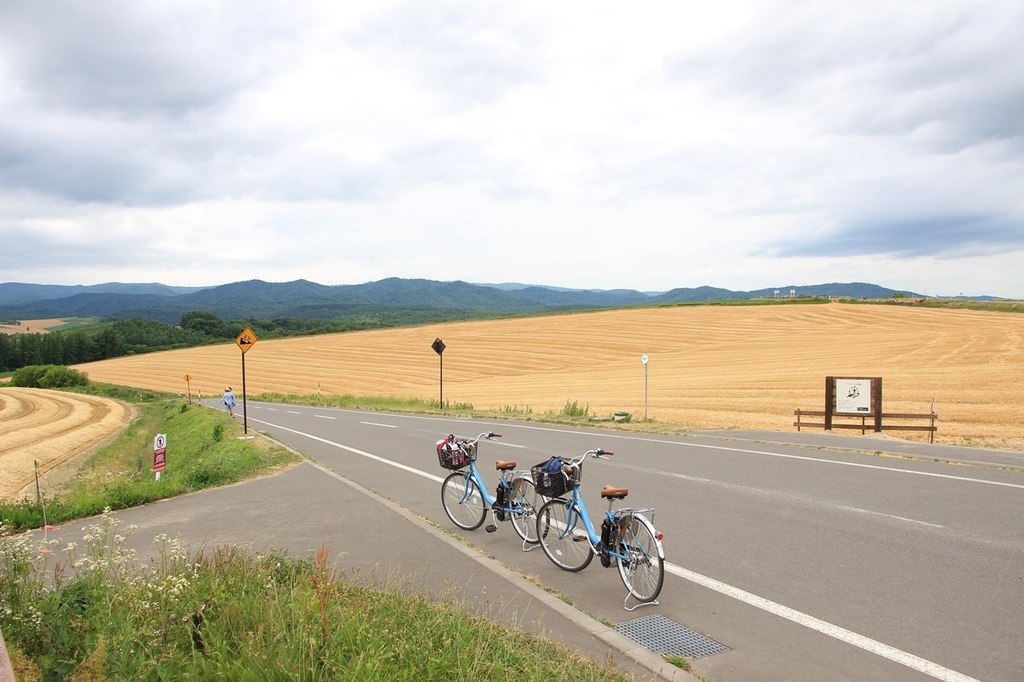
[0,0,1022,298]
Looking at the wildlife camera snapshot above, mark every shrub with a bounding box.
[11,365,49,387]
[11,365,89,388]
[558,400,590,418]
[38,366,89,388]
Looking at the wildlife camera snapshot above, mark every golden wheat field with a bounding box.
[70,302,1024,450]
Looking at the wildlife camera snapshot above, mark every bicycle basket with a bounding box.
[531,457,573,497]
[436,438,475,470]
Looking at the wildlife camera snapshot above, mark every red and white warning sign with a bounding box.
[153,433,167,473]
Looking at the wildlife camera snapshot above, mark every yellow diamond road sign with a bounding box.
[235,327,257,353]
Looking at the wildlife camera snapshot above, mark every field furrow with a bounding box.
[0,388,135,501]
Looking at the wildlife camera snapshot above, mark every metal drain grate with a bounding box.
[614,614,730,659]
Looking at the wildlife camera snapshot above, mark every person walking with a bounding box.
[221,387,236,417]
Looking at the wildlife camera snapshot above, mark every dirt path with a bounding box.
[0,387,135,501]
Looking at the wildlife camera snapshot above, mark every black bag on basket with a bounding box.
[531,457,567,497]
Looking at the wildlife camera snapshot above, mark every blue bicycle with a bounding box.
[437,432,542,547]
[534,449,665,609]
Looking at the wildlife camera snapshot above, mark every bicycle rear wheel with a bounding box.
[508,476,541,544]
[441,472,486,530]
[616,514,664,602]
[537,498,594,571]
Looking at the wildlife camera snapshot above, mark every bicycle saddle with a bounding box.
[601,486,629,499]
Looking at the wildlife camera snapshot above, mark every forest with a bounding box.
[0,312,350,373]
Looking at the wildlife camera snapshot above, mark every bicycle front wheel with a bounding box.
[616,514,665,602]
[508,476,541,544]
[441,472,487,530]
[537,498,594,571]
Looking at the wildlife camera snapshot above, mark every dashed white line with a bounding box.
[837,505,944,529]
[249,416,443,483]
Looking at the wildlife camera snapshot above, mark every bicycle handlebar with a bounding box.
[561,448,614,472]
[448,431,502,446]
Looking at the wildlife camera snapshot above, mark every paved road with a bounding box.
[235,402,1023,682]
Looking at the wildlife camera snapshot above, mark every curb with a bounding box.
[303,457,689,681]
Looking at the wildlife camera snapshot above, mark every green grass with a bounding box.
[45,316,102,332]
[254,391,478,414]
[852,297,1024,313]
[1,515,627,681]
[253,390,635,426]
[0,399,299,532]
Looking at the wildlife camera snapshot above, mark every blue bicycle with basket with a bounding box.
[533,449,665,609]
[437,432,543,549]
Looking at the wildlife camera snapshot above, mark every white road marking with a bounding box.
[361,421,397,428]
[363,414,1021,490]
[248,416,444,483]
[481,421,1024,490]
[249,413,979,682]
[836,505,945,528]
[650,469,947,530]
[665,563,978,682]
[674,441,1024,490]
[314,414,335,420]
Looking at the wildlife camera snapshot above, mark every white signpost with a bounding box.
[641,353,649,421]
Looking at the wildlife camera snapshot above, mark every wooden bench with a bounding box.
[794,409,938,443]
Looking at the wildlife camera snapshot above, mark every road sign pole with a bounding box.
[241,350,248,435]
[234,327,258,437]
[431,338,446,409]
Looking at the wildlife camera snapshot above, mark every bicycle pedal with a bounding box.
[485,524,498,533]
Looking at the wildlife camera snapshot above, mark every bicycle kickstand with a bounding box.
[623,592,659,612]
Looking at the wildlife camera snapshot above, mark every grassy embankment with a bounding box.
[2,514,628,681]
[0,390,298,531]
[0,391,635,681]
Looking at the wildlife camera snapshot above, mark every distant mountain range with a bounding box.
[0,279,934,325]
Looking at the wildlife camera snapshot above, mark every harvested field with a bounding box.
[0,318,67,335]
[72,303,1024,450]
[0,387,135,501]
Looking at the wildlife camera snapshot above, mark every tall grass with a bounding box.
[255,390,524,417]
[1,514,626,681]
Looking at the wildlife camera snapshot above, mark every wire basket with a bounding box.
[531,458,579,497]
[436,439,476,470]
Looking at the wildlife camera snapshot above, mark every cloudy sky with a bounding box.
[1,1,1022,297]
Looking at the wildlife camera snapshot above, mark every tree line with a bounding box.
[0,312,349,373]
